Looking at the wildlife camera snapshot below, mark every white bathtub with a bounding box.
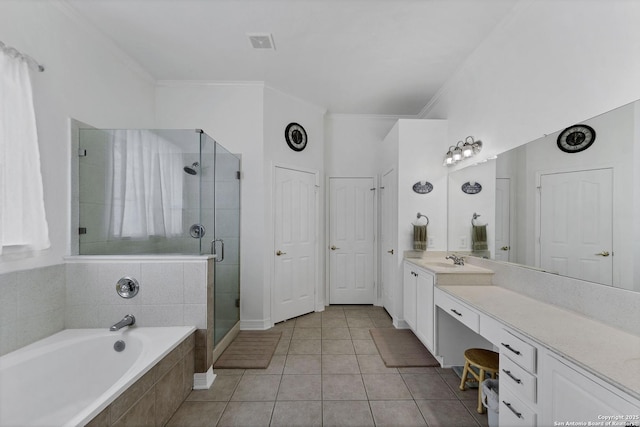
[0,326,195,427]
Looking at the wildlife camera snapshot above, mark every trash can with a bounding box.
[481,379,499,427]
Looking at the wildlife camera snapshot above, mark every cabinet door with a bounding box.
[415,271,434,351]
[542,353,640,425]
[403,263,417,330]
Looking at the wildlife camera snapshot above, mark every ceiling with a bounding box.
[66,0,518,116]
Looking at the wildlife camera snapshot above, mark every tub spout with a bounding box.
[110,314,136,331]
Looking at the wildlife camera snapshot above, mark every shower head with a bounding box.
[184,162,199,175]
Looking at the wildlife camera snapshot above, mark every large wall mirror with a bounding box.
[447,100,640,292]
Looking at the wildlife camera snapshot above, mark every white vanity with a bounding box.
[403,257,640,426]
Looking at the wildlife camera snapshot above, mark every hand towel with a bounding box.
[472,224,488,251]
[413,224,427,251]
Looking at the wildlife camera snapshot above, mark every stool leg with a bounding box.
[477,368,486,414]
[459,362,470,391]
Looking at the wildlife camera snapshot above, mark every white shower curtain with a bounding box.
[0,47,50,254]
[108,130,184,239]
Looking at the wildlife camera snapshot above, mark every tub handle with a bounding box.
[116,277,139,299]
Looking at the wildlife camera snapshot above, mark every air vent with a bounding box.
[247,33,275,50]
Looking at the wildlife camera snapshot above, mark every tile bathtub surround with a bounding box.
[86,331,195,427]
[167,307,489,427]
[64,258,209,330]
[0,264,66,356]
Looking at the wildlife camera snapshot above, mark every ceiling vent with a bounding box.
[247,33,275,50]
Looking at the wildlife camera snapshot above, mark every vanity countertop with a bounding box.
[438,285,640,401]
[404,257,494,285]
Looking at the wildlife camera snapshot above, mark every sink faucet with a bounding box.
[445,254,465,266]
[110,314,136,331]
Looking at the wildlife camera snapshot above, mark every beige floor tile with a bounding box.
[283,354,321,374]
[416,399,482,427]
[291,327,321,340]
[217,401,274,427]
[369,400,428,427]
[251,355,286,375]
[349,327,374,340]
[362,373,412,400]
[321,317,348,328]
[461,398,490,427]
[165,401,226,426]
[288,339,321,355]
[402,373,457,400]
[322,354,360,374]
[230,374,281,401]
[272,320,296,330]
[344,309,371,318]
[353,339,378,354]
[398,366,441,374]
[322,374,367,400]
[213,368,245,376]
[187,375,241,402]
[276,374,322,401]
[347,317,375,328]
[295,313,322,328]
[322,401,374,427]
[273,338,290,355]
[270,401,322,427]
[321,339,355,354]
[321,327,351,339]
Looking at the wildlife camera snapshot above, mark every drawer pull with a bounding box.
[450,309,462,316]
[502,401,523,419]
[502,369,522,384]
[501,342,521,355]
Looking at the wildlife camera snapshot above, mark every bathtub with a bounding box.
[0,326,195,427]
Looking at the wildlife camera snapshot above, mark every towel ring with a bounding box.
[415,212,429,226]
[471,212,481,226]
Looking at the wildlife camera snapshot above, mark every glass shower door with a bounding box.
[210,138,241,346]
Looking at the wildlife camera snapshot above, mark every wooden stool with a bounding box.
[458,348,499,414]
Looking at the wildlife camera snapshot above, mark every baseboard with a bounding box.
[193,366,216,390]
[240,318,272,330]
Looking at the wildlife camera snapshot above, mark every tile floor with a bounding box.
[168,305,489,426]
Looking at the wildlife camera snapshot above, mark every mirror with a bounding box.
[447,100,639,292]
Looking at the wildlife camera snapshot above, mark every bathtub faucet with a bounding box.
[110,314,136,331]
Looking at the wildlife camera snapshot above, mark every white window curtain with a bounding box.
[0,47,50,254]
[108,130,184,239]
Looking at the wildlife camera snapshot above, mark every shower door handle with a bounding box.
[211,239,224,262]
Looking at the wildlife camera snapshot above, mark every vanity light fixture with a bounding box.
[444,136,483,166]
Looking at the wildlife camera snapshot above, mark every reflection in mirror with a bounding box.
[447,160,496,258]
[448,100,639,292]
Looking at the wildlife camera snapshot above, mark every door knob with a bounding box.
[595,251,610,257]
[387,249,394,255]
[276,250,287,256]
[501,246,510,251]
[331,245,340,250]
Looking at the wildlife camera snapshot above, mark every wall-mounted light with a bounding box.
[444,136,483,166]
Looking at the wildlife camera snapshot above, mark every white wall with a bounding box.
[0,1,156,274]
[154,82,266,326]
[423,0,640,159]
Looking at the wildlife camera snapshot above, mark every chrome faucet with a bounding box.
[445,254,465,266]
[110,314,136,331]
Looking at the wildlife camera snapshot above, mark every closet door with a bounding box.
[329,177,375,304]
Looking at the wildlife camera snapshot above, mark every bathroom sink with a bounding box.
[424,262,459,269]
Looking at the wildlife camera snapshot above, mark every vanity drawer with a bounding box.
[435,291,479,333]
[500,386,537,427]
[500,353,537,403]
[500,329,537,373]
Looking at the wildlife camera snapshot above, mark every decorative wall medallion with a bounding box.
[461,181,482,194]
[412,181,433,194]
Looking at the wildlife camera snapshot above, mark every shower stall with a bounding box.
[77,128,240,346]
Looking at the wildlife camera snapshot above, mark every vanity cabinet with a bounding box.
[541,352,640,425]
[499,329,539,426]
[402,261,435,352]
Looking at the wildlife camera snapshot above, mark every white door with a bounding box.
[539,168,612,285]
[329,177,375,304]
[495,178,511,262]
[380,169,397,316]
[273,166,317,323]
